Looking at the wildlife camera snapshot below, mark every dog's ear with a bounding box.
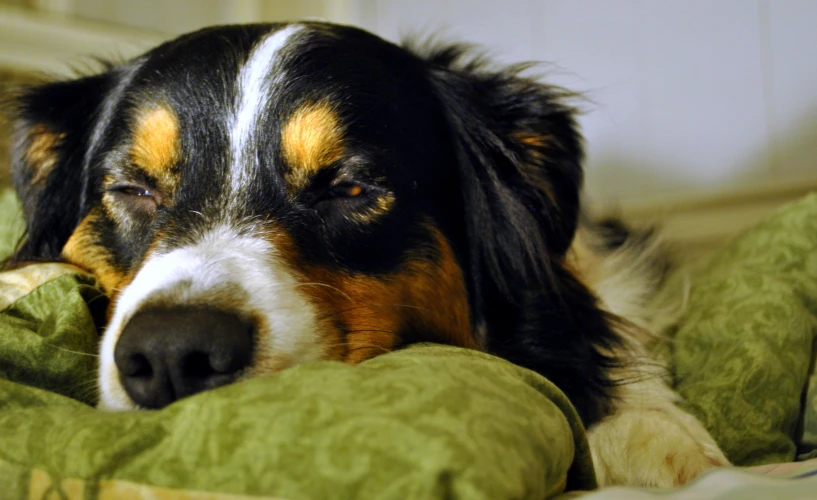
[9,72,113,262]
[417,44,584,302]
[417,44,622,425]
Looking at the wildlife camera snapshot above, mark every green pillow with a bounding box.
[0,338,594,499]
[666,193,817,465]
[0,188,23,260]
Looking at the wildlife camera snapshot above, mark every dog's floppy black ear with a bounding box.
[9,72,113,262]
[417,44,584,300]
[417,44,622,425]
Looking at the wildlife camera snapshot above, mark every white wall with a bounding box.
[356,0,817,204]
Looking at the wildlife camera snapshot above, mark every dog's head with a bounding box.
[9,23,613,420]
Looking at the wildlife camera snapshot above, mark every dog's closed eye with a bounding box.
[328,183,364,198]
[105,184,161,214]
[303,172,389,216]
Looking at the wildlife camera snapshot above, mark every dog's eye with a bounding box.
[106,184,160,213]
[327,183,365,199]
[115,186,152,197]
[307,177,391,220]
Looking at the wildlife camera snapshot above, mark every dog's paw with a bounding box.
[588,407,730,487]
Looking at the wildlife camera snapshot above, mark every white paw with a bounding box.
[588,407,730,487]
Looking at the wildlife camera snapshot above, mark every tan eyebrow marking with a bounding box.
[281,102,345,192]
[24,125,64,186]
[130,105,181,185]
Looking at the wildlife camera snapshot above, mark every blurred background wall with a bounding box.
[1,0,815,249]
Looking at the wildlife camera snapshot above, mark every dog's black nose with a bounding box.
[114,307,254,409]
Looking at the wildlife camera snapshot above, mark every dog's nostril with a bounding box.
[181,351,216,378]
[114,307,255,409]
[120,353,153,378]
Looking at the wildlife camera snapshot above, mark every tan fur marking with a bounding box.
[62,209,131,295]
[25,126,64,186]
[510,131,559,206]
[130,105,180,185]
[272,224,474,364]
[281,102,345,191]
[511,131,553,149]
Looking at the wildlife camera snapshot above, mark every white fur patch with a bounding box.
[571,224,729,486]
[97,224,323,410]
[229,25,301,194]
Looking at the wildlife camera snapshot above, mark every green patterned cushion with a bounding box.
[666,193,817,465]
[0,188,22,260]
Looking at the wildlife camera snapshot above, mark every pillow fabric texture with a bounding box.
[664,194,817,464]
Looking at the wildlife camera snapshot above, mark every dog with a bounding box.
[6,22,729,487]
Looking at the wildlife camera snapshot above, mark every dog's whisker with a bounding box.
[40,342,100,358]
[370,303,427,312]
[322,341,395,355]
[285,282,353,301]
[73,377,103,400]
[346,344,393,354]
[74,377,101,388]
[343,328,397,335]
[316,303,432,321]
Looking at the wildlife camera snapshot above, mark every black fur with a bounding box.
[11,72,114,261]
[7,23,623,425]
[420,45,621,423]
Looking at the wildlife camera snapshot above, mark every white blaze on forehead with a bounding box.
[230,25,302,192]
[97,224,323,411]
